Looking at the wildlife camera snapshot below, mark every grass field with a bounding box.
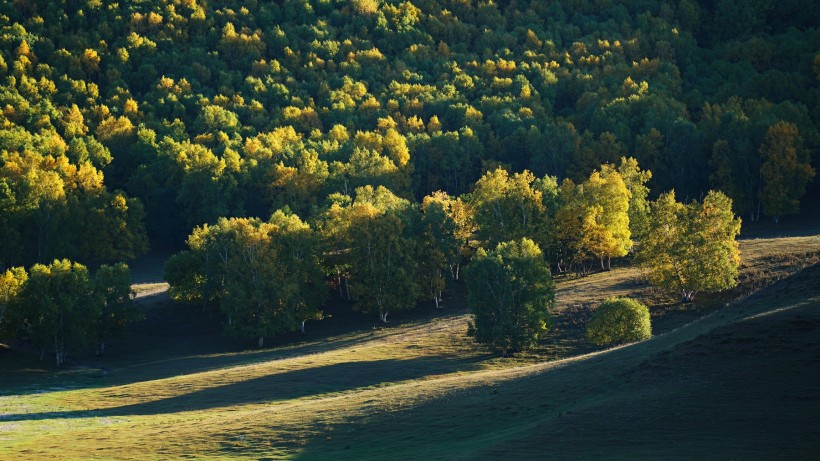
[1,234,819,459]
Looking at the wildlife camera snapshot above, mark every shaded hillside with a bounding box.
[297,263,820,459]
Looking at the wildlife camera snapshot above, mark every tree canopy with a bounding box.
[466,238,554,355]
[640,190,742,302]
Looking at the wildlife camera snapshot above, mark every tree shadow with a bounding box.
[1,287,472,396]
[0,355,484,422]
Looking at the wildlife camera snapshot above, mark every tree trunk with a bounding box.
[345,278,351,300]
[379,312,389,323]
[257,336,264,348]
[301,320,306,334]
[606,256,611,270]
[55,335,61,367]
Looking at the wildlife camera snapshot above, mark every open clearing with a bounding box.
[1,235,819,459]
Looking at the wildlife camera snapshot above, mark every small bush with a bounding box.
[586,297,652,346]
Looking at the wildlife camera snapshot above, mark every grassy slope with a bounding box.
[0,235,819,460]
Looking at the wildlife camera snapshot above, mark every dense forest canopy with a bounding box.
[0,0,816,265]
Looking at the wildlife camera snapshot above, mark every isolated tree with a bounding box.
[586,297,652,346]
[93,263,139,355]
[758,121,815,223]
[466,238,554,355]
[641,191,741,302]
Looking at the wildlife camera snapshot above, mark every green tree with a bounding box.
[586,297,652,346]
[466,238,554,355]
[759,122,816,223]
[641,191,741,302]
[166,213,326,346]
[419,191,462,308]
[17,260,99,366]
[93,263,139,355]
[218,218,282,347]
[267,210,327,334]
[469,168,550,250]
[616,157,652,242]
[164,250,208,304]
[345,188,420,323]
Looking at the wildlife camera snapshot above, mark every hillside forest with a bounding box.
[0,0,816,356]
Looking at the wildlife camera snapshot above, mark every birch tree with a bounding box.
[641,190,741,302]
[345,186,419,323]
[419,191,461,308]
[469,168,550,250]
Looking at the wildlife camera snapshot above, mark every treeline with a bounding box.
[0,261,138,366]
[163,158,741,347]
[0,0,816,268]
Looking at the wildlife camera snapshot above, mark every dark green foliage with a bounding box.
[466,239,554,355]
[586,297,652,346]
[1,260,141,363]
[165,213,327,346]
[93,263,140,355]
[12,260,99,366]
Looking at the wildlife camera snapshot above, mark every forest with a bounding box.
[0,0,817,356]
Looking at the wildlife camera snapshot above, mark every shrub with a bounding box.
[586,297,651,346]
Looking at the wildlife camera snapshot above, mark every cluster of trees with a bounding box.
[0,261,138,366]
[164,156,741,352]
[165,184,471,343]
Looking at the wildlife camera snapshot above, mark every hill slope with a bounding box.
[296,263,820,460]
[1,241,818,460]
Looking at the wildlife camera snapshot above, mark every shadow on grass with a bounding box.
[0,286,469,397]
[0,355,485,422]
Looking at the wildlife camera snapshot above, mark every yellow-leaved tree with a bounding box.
[555,164,631,272]
[640,190,741,302]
